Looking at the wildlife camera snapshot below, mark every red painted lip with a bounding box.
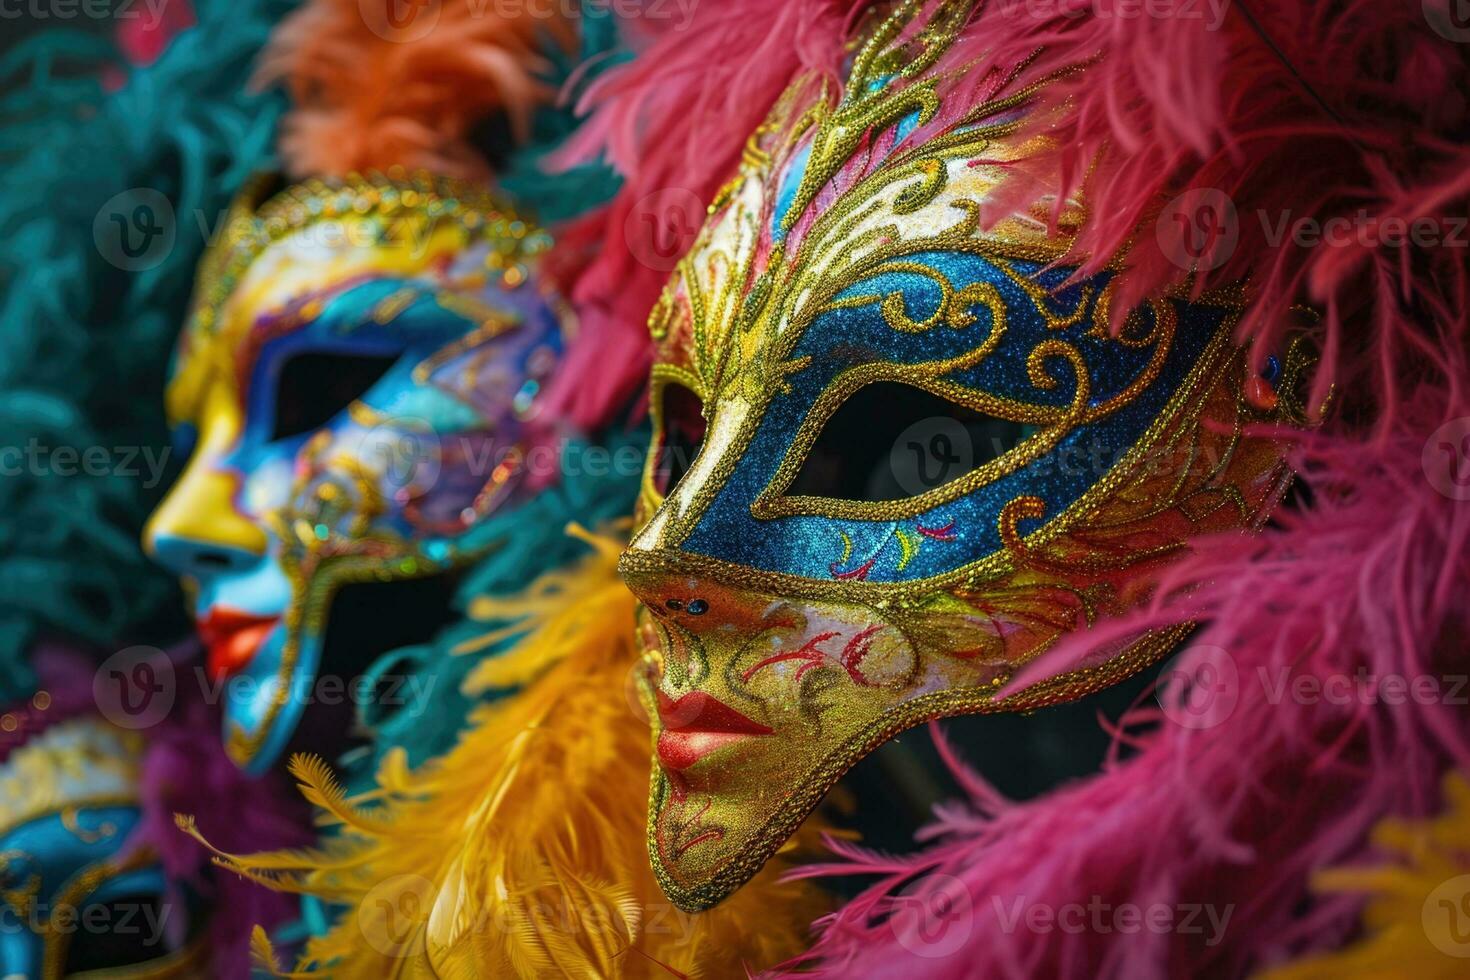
[656,691,772,771]
[197,607,279,680]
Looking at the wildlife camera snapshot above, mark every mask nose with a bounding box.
[143,451,269,580]
[147,533,261,578]
[618,552,717,624]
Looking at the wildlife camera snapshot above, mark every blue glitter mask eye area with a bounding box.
[678,254,1233,585]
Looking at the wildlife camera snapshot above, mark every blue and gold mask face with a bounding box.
[144,173,564,772]
[619,3,1303,911]
[0,717,204,979]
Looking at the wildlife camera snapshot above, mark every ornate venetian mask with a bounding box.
[619,6,1303,910]
[0,716,204,978]
[144,172,564,772]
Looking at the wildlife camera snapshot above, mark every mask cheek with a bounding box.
[240,453,297,522]
[842,623,919,689]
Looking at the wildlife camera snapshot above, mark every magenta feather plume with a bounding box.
[543,0,865,429]
[922,0,1470,422]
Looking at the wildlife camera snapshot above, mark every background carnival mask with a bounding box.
[0,715,202,979]
[144,172,564,772]
[619,3,1309,911]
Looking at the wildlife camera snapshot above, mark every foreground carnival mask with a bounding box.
[0,715,203,978]
[620,4,1308,910]
[144,172,563,772]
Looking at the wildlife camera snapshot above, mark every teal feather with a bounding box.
[499,2,629,222]
[0,0,294,701]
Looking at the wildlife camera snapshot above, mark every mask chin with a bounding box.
[275,566,466,772]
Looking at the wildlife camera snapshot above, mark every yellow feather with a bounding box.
[287,752,396,834]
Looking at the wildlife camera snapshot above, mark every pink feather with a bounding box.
[779,390,1470,977]
[542,0,866,430]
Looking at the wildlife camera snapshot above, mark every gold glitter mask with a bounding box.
[619,2,1305,911]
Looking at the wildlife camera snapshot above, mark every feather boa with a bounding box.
[257,0,576,178]
[186,528,829,976]
[136,644,312,980]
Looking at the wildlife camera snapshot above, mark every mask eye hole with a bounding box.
[788,380,1035,502]
[653,382,706,497]
[270,352,399,442]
